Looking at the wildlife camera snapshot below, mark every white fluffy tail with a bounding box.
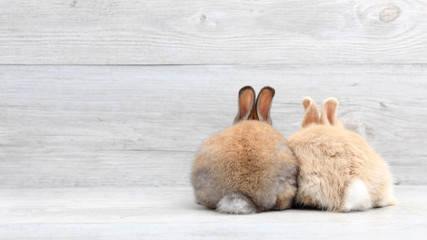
[217,192,257,214]
[342,179,371,212]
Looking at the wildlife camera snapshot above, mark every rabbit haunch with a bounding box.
[192,121,298,213]
[191,86,298,214]
[289,97,397,212]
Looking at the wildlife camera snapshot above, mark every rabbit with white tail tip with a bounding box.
[191,86,298,214]
[289,97,398,212]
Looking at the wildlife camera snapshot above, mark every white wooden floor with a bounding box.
[1,186,426,239]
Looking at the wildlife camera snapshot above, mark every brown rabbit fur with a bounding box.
[191,86,298,214]
[289,97,397,212]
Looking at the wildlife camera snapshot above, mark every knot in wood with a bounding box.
[379,7,400,23]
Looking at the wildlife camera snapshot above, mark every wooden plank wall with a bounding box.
[0,0,426,187]
[1,0,426,64]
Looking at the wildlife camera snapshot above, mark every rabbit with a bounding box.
[191,86,298,214]
[288,97,397,212]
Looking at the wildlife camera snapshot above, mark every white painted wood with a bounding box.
[0,0,426,64]
[0,186,426,239]
[0,65,426,187]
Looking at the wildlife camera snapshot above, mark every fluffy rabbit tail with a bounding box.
[217,192,258,214]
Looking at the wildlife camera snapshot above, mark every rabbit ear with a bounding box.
[234,86,256,124]
[301,97,320,128]
[255,86,275,125]
[321,97,341,126]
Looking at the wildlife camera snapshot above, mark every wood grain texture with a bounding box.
[0,0,426,65]
[0,186,426,239]
[0,65,426,187]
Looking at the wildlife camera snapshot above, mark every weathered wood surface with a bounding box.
[1,186,426,239]
[0,65,426,187]
[0,0,426,65]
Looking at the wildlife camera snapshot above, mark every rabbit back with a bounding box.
[290,123,396,212]
[192,120,298,212]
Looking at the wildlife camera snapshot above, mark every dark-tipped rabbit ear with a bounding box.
[301,97,320,128]
[255,86,275,125]
[320,97,342,127]
[234,86,256,124]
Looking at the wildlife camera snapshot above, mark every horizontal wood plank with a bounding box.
[0,0,426,64]
[0,65,426,187]
[0,186,426,239]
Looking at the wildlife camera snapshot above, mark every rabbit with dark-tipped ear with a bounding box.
[289,97,397,212]
[191,86,298,214]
